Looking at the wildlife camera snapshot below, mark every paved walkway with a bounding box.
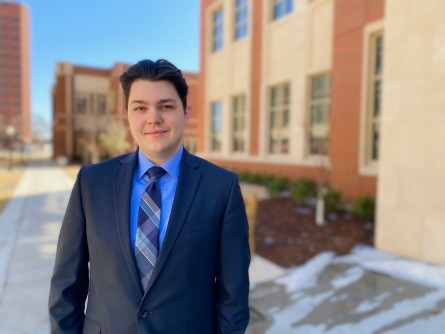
[0,160,74,333]
[0,161,444,333]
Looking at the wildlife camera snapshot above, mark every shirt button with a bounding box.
[138,310,149,318]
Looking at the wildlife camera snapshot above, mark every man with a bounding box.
[49,59,250,333]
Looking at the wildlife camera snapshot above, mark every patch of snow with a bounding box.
[382,311,445,334]
[354,292,390,314]
[328,290,445,333]
[335,245,445,289]
[266,291,334,333]
[276,252,335,293]
[294,206,312,215]
[263,236,275,245]
[330,266,364,289]
[330,293,350,302]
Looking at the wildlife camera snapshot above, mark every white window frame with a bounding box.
[268,83,290,154]
[307,72,330,156]
[232,94,247,153]
[359,21,384,176]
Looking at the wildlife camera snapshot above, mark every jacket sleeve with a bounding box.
[48,167,89,333]
[216,173,251,334]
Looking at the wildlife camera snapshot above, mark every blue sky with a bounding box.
[20,0,200,124]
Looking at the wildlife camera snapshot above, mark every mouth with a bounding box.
[145,129,168,137]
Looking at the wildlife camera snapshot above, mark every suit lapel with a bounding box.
[113,150,144,296]
[144,150,201,294]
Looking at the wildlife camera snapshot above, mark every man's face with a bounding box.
[127,79,189,164]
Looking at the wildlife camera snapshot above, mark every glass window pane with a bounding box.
[282,139,289,153]
[372,125,379,160]
[270,111,277,128]
[283,84,290,104]
[274,2,282,19]
[374,80,381,117]
[271,88,278,106]
[286,0,293,13]
[375,35,383,75]
[312,75,329,99]
[283,109,289,126]
[213,9,223,51]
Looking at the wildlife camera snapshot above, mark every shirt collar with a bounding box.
[136,146,183,180]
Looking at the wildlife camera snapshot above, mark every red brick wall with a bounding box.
[329,0,384,201]
[249,0,263,156]
[211,158,326,182]
[0,3,31,144]
[183,72,200,149]
[52,72,69,158]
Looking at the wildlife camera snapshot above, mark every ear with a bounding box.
[184,105,191,122]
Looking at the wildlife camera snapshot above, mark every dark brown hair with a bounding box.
[119,59,188,109]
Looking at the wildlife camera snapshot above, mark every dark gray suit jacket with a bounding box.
[49,149,250,334]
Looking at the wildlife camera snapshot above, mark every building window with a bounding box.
[366,32,383,163]
[272,0,293,21]
[75,92,87,114]
[268,83,290,154]
[212,8,224,52]
[234,0,248,40]
[184,138,197,154]
[308,74,330,155]
[232,95,246,152]
[211,101,222,151]
[96,94,107,114]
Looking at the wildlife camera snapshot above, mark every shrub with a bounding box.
[291,178,316,204]
[352,194,375,221]
[250,173,267,185]
[266,176,289,197]
[324,187,342,212]
[238,171,251,183]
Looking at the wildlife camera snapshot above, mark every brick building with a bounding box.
[0,1,31,145]
[198,0,445,264]
[198,0,382,202]
[52,62,199,163]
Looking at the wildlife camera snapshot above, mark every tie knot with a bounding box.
[147,166,166,181]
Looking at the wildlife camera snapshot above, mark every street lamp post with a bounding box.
[6,125,15,171]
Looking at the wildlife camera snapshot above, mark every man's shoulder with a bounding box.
[81,151,135,175]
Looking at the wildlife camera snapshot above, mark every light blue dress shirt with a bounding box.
[130,146,183,253]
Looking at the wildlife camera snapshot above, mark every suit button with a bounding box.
[138,310,149,318]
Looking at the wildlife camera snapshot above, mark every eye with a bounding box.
[133,106,146,112]
[160,104,174,110]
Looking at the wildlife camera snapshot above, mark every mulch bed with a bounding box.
[254,198,374,268]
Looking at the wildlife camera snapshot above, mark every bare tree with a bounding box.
[99,117,131,158]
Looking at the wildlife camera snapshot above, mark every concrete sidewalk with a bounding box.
[0,160,74,333]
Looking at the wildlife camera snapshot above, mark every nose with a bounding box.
[146,107,163,124]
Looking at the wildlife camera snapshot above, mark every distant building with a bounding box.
[0,1,32,145]
[52,62,199,163]
[199,0,445,265]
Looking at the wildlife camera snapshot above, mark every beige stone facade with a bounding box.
[376,0,445,264]
[202,0,334,166]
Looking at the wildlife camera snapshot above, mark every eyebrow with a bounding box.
[158,99,177,104]
[129,98,177,105]
[130,100,147,105]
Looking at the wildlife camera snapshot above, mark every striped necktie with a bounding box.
[135,166,166,292]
